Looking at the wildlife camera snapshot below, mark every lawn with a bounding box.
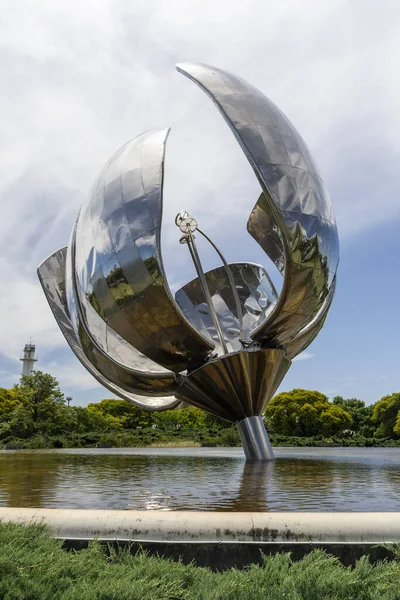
[0,523,400,599]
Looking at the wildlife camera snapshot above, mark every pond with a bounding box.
[0,447,400,511]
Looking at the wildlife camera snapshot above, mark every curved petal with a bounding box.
[285,274,336,359]
[68,215,174,379]
[175,262,277,354]
[73,127,213,373]
[38,248,180,408]
[176,63,339,348]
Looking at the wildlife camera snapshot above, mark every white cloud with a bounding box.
[0,0,399,397]
[41,360,102,391]
[292,352,315,363]
[0,258,64,360]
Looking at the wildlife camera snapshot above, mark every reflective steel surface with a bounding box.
[70,128,213,374]
[185,227,229,355]
[237,416,275,461]
[177,62,339,354]
[176,349,290,422]
[39,62,339,451]
[197,228,245,341]
[176,262,277,354]
[1,448,400,512]
[38,249,180,409]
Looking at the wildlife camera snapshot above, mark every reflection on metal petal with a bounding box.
[286,275,337,359]
[65,216,178,395]
[176,348,291,422]
[38,248,180,408]
[38,62,339,459]
[73,128,214,373]
[175,262,278,353]
[176,62,339,349]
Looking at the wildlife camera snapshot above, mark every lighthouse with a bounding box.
[20,342,37,376]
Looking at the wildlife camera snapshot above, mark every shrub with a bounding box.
[1,524,400,599]
[217,427,240,447]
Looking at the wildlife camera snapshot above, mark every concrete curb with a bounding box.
[0,508,399,544]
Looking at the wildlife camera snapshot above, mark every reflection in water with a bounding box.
[0,448,400,511]
[230,461,276,511]
[0,454,61,508]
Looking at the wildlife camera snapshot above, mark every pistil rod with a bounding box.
[186,232,229,355]
[197,227,245,342]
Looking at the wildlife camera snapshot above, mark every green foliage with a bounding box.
[373,393,400,438]
[394,414,400,437]
[1,523,400,599]
[217,427,240,446]
[265,389,352,437]
[85,400,227,433]
[153,406,209,430]
[333,396,375,436]
[68,405,115,433]
[0,372,389,448]
[0,388,20,419]
[0,371,74,440]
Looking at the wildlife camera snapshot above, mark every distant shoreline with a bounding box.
[3,433,400,451]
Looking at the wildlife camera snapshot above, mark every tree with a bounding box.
[393,412,400,437]
[153,406,208,430]
[87,399,154,429]
[6,371,72,439]
[332,397,374,436]
[0,388,20,420]
[373,393,400,438]
[69,405,118,433]
[17,371,65,417]
[86,400,228,432]
[265,389,352,437]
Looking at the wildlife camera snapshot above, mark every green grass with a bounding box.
[1,523,400,599]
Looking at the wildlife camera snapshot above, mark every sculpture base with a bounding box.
[237,416,274,461]
[176,348,291,422]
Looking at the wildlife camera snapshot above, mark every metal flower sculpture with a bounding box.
[38,63,339,461]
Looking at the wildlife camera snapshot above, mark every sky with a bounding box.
[0,0,399,406]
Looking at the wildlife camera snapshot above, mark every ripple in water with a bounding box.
[0,447,400,511]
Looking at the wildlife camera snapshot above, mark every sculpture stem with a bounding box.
[186,232,229,354]
[197,227,245,341]
[237,416,275,461]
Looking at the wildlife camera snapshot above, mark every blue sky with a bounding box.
[0,0,399,406]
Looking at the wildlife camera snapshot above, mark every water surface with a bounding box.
[0,447,399,511]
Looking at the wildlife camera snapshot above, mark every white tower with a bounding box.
[20,342,37,376]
